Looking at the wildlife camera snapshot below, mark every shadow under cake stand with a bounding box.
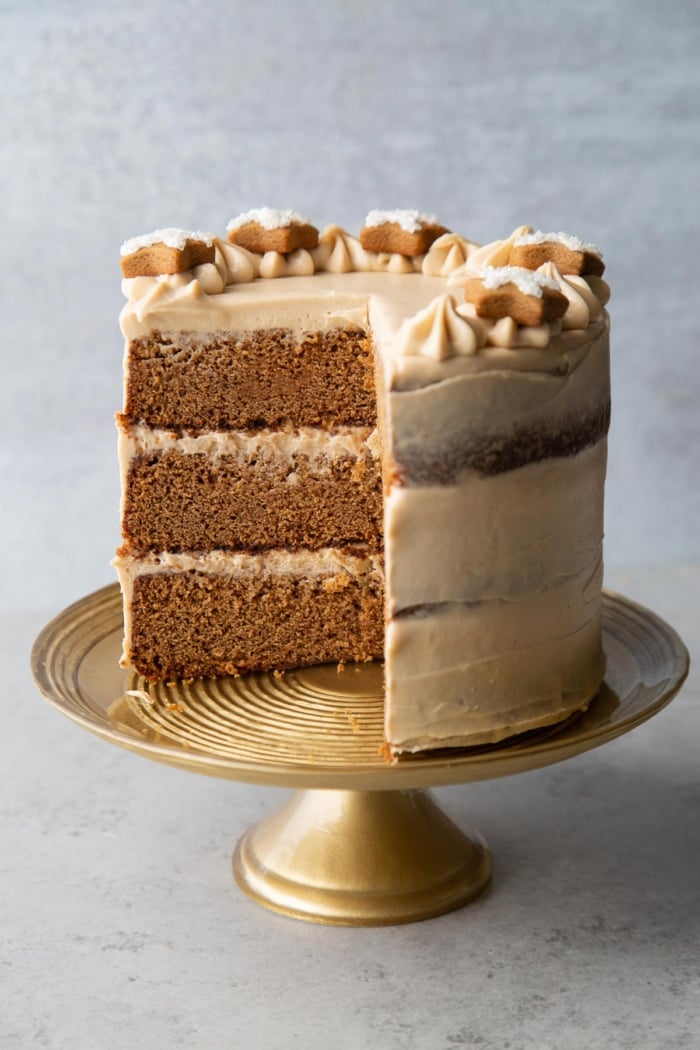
[32,585,689,926]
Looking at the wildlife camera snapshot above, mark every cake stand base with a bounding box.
[233,788,491,925]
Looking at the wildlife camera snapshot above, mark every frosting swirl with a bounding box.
[311,225,371,273]
[422,233,479,277]
[463,225,533,273]
[395,294,486,361]
[215,238,260,283]
[259,248,315,279]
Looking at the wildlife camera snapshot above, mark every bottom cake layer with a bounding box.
[115,550,605,753]
[114,548,384,681]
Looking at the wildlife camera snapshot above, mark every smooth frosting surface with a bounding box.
[385,441,606,611]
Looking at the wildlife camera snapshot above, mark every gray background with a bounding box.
[3,3,699,1049]
[2,0,699,616]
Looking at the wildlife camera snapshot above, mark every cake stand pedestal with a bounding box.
[31,586,688,926]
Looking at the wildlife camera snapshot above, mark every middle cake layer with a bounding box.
[119,425,383,553]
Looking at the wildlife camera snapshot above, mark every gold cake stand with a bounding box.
[31,585,688,926]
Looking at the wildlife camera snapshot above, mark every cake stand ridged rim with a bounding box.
[31,584,689,790]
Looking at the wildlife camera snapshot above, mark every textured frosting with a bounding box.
[421,232,479,276]
[460,224,534,273]
[121,423,378,462]
[393,294,484,362]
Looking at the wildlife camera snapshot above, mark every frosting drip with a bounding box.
[461,225,533,273]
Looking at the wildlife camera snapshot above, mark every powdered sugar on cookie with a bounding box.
[226,208,312,233]
[120,228,213,256]
[480,265,560,298]
[364,209,439,233]
[514,230,602,258]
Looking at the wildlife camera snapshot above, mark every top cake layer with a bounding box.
[120,219,611,478]
[120,219,610,395]
[123,219,608,436]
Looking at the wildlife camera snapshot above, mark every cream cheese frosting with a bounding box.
[121,423,378,463]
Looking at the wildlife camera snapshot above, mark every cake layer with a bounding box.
[115,549,384,681]
[122,327,376,430]
[119,425,382,553]
[385,558,604,751]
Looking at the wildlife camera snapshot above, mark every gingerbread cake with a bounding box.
[114,209,611,754]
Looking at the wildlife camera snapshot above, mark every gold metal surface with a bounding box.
[31,584,689,788]
[233,789,492,926]
[31,584,689,925]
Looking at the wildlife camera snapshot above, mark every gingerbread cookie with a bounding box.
[464,266,569,327]
[226,208,319,253]
[120,229,215,277]
[509,230,605,277]
[359,209,448,257]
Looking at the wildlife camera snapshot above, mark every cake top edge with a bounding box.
[118,217,610,350]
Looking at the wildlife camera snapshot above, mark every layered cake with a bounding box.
[114,209,611,753]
